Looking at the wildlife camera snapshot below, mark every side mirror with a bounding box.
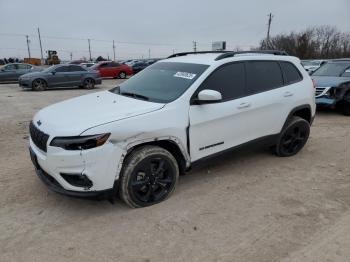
[51,71,56,75]
[194,89,222,104]
[0,68,5,72]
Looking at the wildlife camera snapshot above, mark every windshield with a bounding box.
[312,62,350,77]
[109,62,209,103]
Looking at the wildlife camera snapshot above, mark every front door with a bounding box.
[189,62,249,161]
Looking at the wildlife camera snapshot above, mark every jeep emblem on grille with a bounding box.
[37,120,42,126]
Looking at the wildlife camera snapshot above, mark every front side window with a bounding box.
[280,62,303,84]
[110,62,209,103]
[195,63,246,101]
[246,61,283,95]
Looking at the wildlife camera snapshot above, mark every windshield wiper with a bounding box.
[120,91,149,101]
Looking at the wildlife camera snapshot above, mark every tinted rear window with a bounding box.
[246,61,283,95]
[280,62,302,84]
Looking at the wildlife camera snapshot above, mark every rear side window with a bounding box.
[55,66,69,72]
[280,62,302,84]
[246,61,283,95]
[69,65,85,72]
[196,62,245,101]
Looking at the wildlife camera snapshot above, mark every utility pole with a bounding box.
[25,35,31,59]
[112,40,116,61]
[70,52,73,61]
[266,13,273,48]
[88,38,92,61]
[37,28,44,63]
[148,48,151,59]
[193,41,197,52]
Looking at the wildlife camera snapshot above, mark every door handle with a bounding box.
[283,91,294,97]
[237,102,251,109]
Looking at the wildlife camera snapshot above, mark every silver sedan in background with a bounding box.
[19,64,102,91]
[0,63,42,83]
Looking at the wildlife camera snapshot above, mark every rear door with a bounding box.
[68,65,86,85]
[243,60,291,137]
[17,64,32,78]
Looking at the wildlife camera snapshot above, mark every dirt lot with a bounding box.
[1,80,350,262]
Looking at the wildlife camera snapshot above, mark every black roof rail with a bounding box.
[167,51,231,59]
[215,50,289,61]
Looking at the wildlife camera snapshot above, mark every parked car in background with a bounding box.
[19,64,101,91]
[91,61,133,79]
[0,63,42,83]
[312,59,350,115]
[80,62,95,68]
[131,61,151,74]
[301,60,327,74]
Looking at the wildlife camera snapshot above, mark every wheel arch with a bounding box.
[282,105,313,131]
[124,138,190,175]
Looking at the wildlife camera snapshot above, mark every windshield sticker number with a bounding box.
[174,72,197,80]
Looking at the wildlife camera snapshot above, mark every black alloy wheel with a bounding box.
[275,116,310,157]
[119,146,179,208]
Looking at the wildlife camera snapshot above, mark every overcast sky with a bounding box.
[0,0,349,60]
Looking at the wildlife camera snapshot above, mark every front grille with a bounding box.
[29,121,49,152]
[315,87,326,97]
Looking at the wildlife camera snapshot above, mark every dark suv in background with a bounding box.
[312,59,350,115]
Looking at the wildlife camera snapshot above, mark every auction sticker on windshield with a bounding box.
[174,72,197,80]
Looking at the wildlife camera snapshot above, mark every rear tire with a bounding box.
[83,78,95,89]
[118,71,126,79]
[119,146,179,208]
[275,116,310,157]
[32,79,47,91]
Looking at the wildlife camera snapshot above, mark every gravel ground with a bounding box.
[1,80,350,262]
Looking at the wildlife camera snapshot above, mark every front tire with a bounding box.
[32,79,47,91]
[275,116,310,157]
[119,146,179,208]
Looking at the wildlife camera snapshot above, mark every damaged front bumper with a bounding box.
[29,138,125,197]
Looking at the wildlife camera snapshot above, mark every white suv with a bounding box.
[29,50,316,208]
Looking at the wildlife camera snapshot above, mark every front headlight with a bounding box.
[50,133,110,150]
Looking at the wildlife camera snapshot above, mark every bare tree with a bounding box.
[257,26,350,59]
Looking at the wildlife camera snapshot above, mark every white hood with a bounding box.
[33,91,164,136]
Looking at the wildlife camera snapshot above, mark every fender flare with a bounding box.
[281,104,313,132]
